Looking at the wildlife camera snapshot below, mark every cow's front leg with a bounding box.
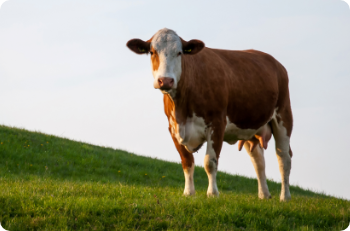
[169,130,196,196]
[183,160,195,196]
[204,122,225,197]
[204,139,219,197]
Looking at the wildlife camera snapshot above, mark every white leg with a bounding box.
[244,143,271,199]
[183,163,195,196]
[204,138,219,197]
[271,118,292,201]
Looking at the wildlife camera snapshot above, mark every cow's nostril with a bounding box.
[157,77,173,90]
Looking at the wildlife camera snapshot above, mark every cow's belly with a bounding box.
[171,114,206,153]
[224,117,268,145]
[171,115,274,151]
[224,124,258,144]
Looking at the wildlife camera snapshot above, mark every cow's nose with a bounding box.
[158,77,174,90]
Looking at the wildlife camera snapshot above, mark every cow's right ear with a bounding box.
[126,39,150,54]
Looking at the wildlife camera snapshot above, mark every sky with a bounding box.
[0,0,349,200]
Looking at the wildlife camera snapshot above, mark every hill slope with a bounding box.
[0,125,349,230]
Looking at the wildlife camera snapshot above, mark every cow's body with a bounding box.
[127,29,293,201]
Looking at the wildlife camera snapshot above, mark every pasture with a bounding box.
[0,125,349,230]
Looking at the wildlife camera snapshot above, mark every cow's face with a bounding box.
[127,28,204,95]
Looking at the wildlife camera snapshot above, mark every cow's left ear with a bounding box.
[181,38,205,55]
[126,39,151,55]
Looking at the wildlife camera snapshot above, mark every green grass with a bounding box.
[0,125,349,231]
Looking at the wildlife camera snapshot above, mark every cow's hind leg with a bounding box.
[271,111,293,201]
[244,142,271,199]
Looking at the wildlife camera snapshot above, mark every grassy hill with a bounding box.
[0,125,349,231]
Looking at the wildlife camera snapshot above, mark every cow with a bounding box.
[126,28,293,201]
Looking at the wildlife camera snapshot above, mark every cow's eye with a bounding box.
[150,51,154,55]
[178,52,182,56]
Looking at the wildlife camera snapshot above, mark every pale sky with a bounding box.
[0,0,349,200]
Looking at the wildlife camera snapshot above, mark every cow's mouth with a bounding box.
[159,86,172,91]
[161,88,176,98]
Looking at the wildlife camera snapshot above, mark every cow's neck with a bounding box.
[167,54,200,124]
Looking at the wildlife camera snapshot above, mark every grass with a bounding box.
[0,124,349,230]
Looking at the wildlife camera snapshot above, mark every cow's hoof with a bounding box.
[207,191,219,197]
[183,190,195,196]
[280,194,291,202]
[259,192,271,199]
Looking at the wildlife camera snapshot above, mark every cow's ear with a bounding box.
[126,39,150,54]
[181,38,205,55]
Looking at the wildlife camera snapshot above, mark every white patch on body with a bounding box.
[169,111,207,153]
[223,115,275,145]
[224,120,258,143]
[183,163,195,196]
[151,29,182,90]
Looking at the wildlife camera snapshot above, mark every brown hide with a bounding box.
[150,47,160,71]
[162,47,293,168]
[164,47,292,135]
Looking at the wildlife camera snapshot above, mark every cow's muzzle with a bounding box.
[157,77,174,90]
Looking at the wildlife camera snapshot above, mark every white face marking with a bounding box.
[151,28,182,93]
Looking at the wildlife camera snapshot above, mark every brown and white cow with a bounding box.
[127,28,293,201]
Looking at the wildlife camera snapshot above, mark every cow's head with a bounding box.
[126,28,205,95]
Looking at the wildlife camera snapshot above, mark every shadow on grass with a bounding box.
[0,125,327,199]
